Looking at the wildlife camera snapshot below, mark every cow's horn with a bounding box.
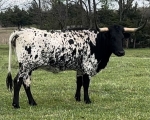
[99,27,109,32]
[124,19,147,32]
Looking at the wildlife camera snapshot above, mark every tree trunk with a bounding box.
[88,0,92,28]
[33,0,42,28]
[126,38,129,48]
[79,0,84,27]
[119,0,123,22]
[93,0,97,20]
[65,0,68,29]
[39,0,42,29]
[133,38,136,48]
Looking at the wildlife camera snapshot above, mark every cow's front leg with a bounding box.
[12,73,23,108]
[23,71,37,106]
[83,74,91,104]
[75,75,83,101]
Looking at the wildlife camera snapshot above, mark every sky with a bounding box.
[1,0,150,10]
[0,0,28,10]
[108,0,149,9]
[130,0,149,7]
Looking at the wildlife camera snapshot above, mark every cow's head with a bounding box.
[98,19,147,57]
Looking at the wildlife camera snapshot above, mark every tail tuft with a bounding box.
[6,72,13,92]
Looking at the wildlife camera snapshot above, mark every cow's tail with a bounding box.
[6,30,21,92]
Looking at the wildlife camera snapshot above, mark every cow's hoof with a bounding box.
[29,101,37,106]
[84,99,91,104]
[75,97,81,102]
[75,94,81,102]
[12,103,20,109]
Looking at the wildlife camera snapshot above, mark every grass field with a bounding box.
[1,45,150,120]
[0,27,16,44]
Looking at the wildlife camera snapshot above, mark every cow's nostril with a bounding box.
[119,51,124,54]
[118,51,125,56]
[114,51,125,56]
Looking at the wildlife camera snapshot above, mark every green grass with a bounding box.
[1,45,150,120]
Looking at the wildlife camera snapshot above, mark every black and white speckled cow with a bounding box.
[6,22,146,108]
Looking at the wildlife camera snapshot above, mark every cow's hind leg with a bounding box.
[12,73,23,108]
[12,63,32,108]
[83,74,91,104]
[23,71,37,106]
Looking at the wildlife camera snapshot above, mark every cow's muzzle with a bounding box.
[115,51,125,56]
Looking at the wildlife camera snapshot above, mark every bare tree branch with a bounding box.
[0,0,11,11]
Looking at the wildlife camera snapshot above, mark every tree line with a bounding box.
[0,0,150,48]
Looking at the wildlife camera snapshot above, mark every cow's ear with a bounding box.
[123,33,131,39]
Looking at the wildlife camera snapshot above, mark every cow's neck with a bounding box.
[95,32,112,72]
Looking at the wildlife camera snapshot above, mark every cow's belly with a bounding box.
[41,55,82,72]
[40,60,98,76]
[40,64,80,73]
